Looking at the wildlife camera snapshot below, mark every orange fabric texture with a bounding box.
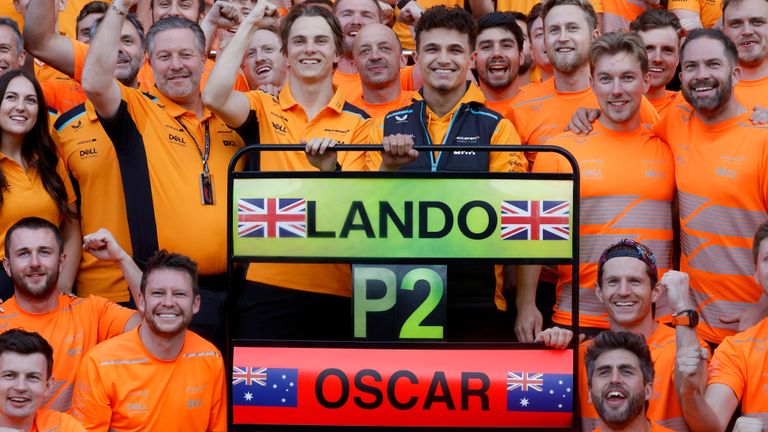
[708,317,768,420]
[667,0,722,27]
[241,84,372,296]
[0,156,75,260]
[347,90,415,121]
[0,295,134,413]
[31,410,86,432]
[73,328,226,432]
[735,75,768,110]
[648,90,680,118]
[40,79,87,114]
[653,107,768,344]
[580,324,707,431]
[534,121,674,328]
[53,102,133,303]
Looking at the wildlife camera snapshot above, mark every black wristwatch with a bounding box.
[671,309,699,327]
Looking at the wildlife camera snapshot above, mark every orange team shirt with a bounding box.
[602,0,656,33]
[508,77,660,164]
[592,423,675,432]
[333,66,418,101]
[496,0,603,12]
[347,90,415,121]
[73,328,226,432]
[41,79,87,114]
[579,324,708,432]
[486,97,516,118]
[35,62,73,84]
[52,102,133,303]
[735,75,768,110]
[648,90,680,118]
[653,106,768,344]
[668,0,722,28]
[238,84,372,296]
[368,84,527,311]
[534,121,674,329]
[0,294,134,413]
[708,317,768,424]
[31,410,86,432]
[71,39,249,92]
[0,156,75,260]
[99,84,244,276]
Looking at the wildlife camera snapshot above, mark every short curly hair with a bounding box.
[415,5,477,51]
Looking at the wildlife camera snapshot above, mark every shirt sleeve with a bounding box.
[339,117,373,171]
[72,39,89,83]
[489,118,529,173]
[91,296,135,341]
[73,354,114,432]
[707,335,747,400]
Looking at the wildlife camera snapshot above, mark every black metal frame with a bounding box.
[226,144,580,431]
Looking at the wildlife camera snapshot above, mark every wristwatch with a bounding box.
[672,309,699,327]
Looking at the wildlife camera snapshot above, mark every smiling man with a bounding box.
[369,5,527,341]
[72,250,226,431]
[0,329,85,432]
[585,331,674,432]
[538,239,706,431]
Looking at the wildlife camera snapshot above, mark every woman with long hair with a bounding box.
[0,69,80,300]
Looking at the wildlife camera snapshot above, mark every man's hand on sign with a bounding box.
[535,326,584,350]
[381,134,418,171]
[514,302,543,342]
[304,137,340,172]
[564,107,600,135]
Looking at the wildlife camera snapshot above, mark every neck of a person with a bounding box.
[422,83,466,118]
[739,59,768,81]
[171,92,204,119]
[362,79,402,104]
[597,111,641,133]
[610,316,657,341]
[553,64,591,92]
[599,416,652,432]
[0,412,34,432]
[337,56,357,74]
[479,79,520,102]
[514,71,533,89]
[697,97,747,125]
[14,290,60,315]
[645,85,668,100]
[289,74,335,121]
[0,132,23,164]
[540,65,554,82]
[139,323,186,361]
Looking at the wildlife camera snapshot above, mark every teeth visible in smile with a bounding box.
[158,314,177,318]
[9,397,27,402]
[489,65,507,71]
[615,301,635,306]
[649,67,663,73]
[256,66,271,75]
[695,86,713,92]
[300,59,320,64]
[608,101,628,106]
[435,69,453,73]
[9,116,25,121]
[607,391,625,398]
[557,47,574,52]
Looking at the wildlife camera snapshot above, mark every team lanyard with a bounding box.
[177,118,214,205]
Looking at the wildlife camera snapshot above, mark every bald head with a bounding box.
[353,23,403,89]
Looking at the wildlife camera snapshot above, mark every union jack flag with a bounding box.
[500,200,570,241]
[232,366,267,386]
[238,198,306,238]
[507,372,544,392]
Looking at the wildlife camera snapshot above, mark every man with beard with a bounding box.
[72,250,226,431]
[472,12,526,115]
[533,31,676,344]
[348,23,414,119]
[629,9,683,117]
[539,240,707,432]
[511,0,660,345]
[0,218,140,413]
[585,331,674,432]
[675,222,768,431]
[369,5,527,341]
[652,29,768,347]
[241,26,288,91]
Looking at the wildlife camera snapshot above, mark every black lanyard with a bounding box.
[177,118,210,175]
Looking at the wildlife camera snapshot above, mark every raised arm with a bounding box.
[201,0,276,128]
[83,229,143,305]
[81,0,135,118]
[23,0,76,77]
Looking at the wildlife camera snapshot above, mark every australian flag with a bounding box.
[506,372,573,412]
[232,367,299,408]
[237,198,306,238]
[500,200,570,240]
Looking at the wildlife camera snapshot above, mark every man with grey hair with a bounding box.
[82,2,244,350]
